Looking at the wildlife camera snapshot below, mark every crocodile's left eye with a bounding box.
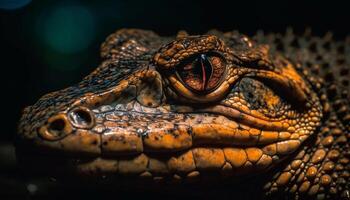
[176,53,226,93]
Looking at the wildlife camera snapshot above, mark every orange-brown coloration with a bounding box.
[17,29,349,199]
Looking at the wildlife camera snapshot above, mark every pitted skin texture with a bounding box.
[17,29,349,200]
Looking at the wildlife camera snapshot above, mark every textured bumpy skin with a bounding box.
[17,29,349,199]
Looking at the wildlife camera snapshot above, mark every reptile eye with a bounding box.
[176,53,226,93]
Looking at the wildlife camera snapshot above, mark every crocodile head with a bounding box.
[17,29,322,183]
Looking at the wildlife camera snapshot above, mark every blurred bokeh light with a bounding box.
[36,3,96,55]
[32,2,97,72]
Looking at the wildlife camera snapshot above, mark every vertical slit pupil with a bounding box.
[178,53,220,92]
[198,54,213,90]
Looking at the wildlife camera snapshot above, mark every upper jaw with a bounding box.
[27,100,301,158]
[17,100,307,180]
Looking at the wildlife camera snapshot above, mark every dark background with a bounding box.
[0,0,349,198]
[1,0,350,142]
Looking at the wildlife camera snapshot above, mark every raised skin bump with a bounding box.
[17,28,349,199]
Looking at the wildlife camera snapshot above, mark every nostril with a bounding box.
[48,118,66,133]
[39,114,72,140]
[68,107,95,129]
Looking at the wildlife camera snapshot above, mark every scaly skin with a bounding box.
[17,29,349,199]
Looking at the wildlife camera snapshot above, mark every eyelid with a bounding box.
[245,70,308,105]
[178,51,225,67]
[168,74,231,102]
